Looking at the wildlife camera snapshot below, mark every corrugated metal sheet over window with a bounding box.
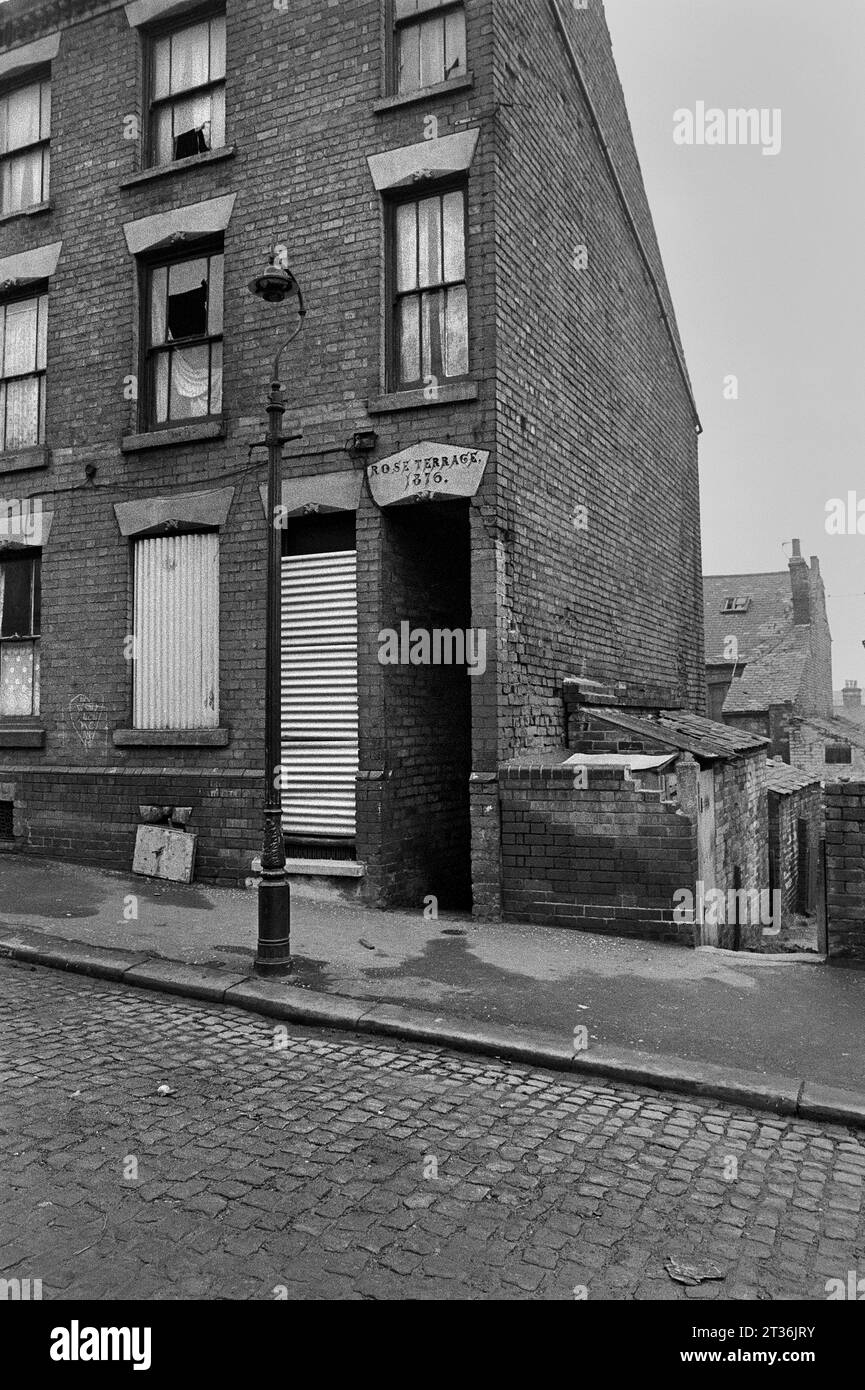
[133,532,219,730]
[281,549,358,840]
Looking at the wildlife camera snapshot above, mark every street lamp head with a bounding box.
[248,257,299,305]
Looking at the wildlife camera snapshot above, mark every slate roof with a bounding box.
[589,707,769,762]
[833,693,865,724]
[703,572,792,665]
[791,713,865,748]
[765,759,821,794]
[723,647,809,714]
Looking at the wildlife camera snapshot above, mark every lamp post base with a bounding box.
[255,875,292,976]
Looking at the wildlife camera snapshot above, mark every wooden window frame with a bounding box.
[144,6,226,170]
[0,68,51,215]
[139,238,224,432]
[0,283,48,452]
[386,178,470,393]
[0,549,41,719]
[388,0,467,97]
[825,743,853,765]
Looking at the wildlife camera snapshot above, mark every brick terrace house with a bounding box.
[704,541,865,787]
[0,0,705,917]
[703,541,833,757]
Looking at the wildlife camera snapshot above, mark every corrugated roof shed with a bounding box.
[765,759,821,794]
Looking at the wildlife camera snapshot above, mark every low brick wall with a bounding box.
[500,759,697,944]
[824,782,865,964]
[0,767,262,885]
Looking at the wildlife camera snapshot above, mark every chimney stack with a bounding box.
[843,680,862,709]
[788,538,811,625]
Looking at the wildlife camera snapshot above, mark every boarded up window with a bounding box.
[133,532,219,730]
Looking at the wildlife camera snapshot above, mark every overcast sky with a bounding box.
[605,0,865,692]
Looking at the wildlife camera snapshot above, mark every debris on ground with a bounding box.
[664,1256,726,1286]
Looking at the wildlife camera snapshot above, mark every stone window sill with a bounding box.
[121,420,224,453]
[373,74,474,114]
[367,382,478,414]
[0,446,49,474]
[0,726,45,748]
[119,145,237,190]
[0,200,52,228]
[113,728,230,747]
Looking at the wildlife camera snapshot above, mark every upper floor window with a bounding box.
[392,187,468,389]
[0,290,48,452]
[825,743,852,765]
[0,75,50,215]
[0,550,40,717]
[393,0,466,95]
[144,244,223,427]
[148,12,225,166]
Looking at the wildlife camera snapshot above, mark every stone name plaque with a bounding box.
[367,442,490,507]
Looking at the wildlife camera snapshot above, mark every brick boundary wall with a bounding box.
[824,781,865,964]
[500,761,697,944]
[0,767,261,885]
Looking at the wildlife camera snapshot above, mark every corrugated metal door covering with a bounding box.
[281,549,358,839]
[134,532,219,730]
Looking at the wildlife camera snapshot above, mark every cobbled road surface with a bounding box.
[1,959,863,1300]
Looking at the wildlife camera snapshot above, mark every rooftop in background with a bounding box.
[765,759,821,794]
[703,571,792,666]
[723,643,809,714]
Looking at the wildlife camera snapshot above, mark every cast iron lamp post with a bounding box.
[247,252,307,976]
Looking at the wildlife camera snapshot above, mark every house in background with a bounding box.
[704,540,833,763]
[833,681,865,725]
[788,713,865,782]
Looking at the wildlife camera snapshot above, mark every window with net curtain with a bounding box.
[149,12,226,166]
[0,552,40,718]
[145,247,223,427]
[0,74,50,215]
[0,292,48,452]
[393,187,468,388]
[394,0,466,94]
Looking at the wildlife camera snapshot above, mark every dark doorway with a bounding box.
[381,500,473,910]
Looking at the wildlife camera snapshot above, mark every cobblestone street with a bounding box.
[1,959,863,1301]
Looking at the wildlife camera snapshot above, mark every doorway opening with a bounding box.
[381,499,473,910]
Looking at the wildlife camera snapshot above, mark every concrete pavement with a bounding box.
[0,852,863,1120]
